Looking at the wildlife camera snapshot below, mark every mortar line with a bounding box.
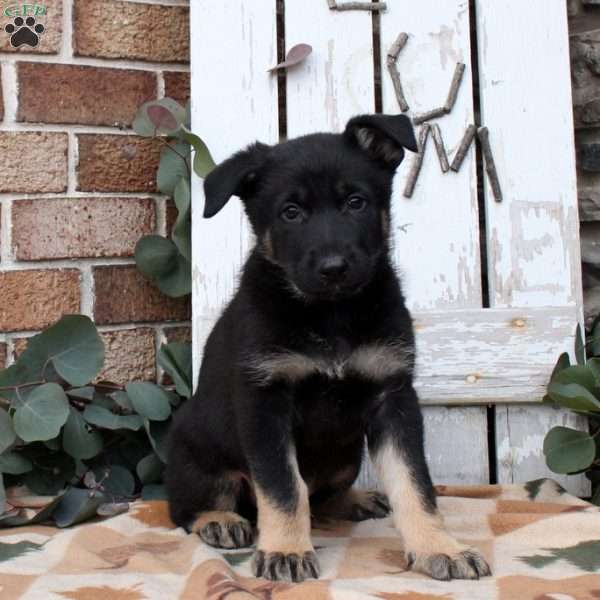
[2,52,190,72]
[1,60,18,123]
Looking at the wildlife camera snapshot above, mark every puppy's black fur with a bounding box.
[166,114,491,583]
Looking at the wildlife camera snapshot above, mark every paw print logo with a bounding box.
[5,16,45,48]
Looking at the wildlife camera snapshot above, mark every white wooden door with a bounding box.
[190,1,587,494]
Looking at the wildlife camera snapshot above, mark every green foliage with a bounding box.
[132,98,215,298]
[0,316,193,527]
[543,322,600,502]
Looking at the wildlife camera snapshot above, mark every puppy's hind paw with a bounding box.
[349,490,390,521]
[252,550,320,582]
[190,511,254,549]
[407,548,491,581]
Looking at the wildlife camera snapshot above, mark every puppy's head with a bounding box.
[203,114,417,301]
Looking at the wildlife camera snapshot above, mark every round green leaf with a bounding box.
[132,101,157,137]
[112,391,133,413]
[0,409,16,454]
[141,484,167,500]
[133,99,187,137]
[18,315,104,387]
[0,452,32,475]
[550,352,571,382]
[553,366,598,394]
[135,235,178,279]
[13,383,69,442]
[543,426,596,474]
[145,419,170,463]
[62,408,103,460]
[157,141,190,196]
[82,404,143,431]
[136,452,164,485]
[547,382,600,412]
[24,454,75,495]
[591,318,600,358]
[172,178,191,261]
[125,383,171,421]
[158,342,192,399]
[53,487,105,528]
[155,254,191,298]
[178,126,216,178]
[94,465,135,498]
[589,358,600,386]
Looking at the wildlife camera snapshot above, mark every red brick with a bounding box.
[17,63,156,127]
[93,266,190,325]
[0,132,67,193]
[164,71,190,105]
[12,197,156,260]
[0,0,62,54]
[166,199,177,235]
[0,343,6,370]
[98,328,157,384]
[74,0,189,63]
[0,270,80,332]
[77,135,161,192]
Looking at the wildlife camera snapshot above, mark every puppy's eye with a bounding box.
[281,204,303,223]
[346,195,367,212]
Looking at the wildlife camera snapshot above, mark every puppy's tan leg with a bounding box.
[252,450,319,583]
[312,488,390,521]
[372,440,491,580]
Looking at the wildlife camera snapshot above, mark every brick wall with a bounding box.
[0,0,191,378]
[570,0,600,327]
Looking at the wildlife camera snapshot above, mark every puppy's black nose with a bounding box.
[319,255,348,283]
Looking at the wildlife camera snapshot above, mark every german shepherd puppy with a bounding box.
[166,114,491,583]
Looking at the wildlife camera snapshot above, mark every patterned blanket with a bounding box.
[0,479,598,599]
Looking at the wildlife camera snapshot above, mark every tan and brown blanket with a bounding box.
[0,479,599,599]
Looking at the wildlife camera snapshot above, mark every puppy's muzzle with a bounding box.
[318,255,348,285]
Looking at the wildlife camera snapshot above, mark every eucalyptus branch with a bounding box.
[0,380,45,392]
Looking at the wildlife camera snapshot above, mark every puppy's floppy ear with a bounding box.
[344,114,418,170]
[203,142,270,218]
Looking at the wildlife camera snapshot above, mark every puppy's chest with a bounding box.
[248,332,413,387]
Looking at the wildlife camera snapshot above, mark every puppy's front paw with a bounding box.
[252,549,320,582]
[349,490,390,521]
[407,548,491,581]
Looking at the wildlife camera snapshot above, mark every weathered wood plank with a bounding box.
[413,305,577,405]
[422,406,489,484]
[475,0,581,309]
[379,1,488,485]
[495,405,591,497]
[190,1,279,384]
[475,0,588,494]
[380,0,481,311]
[285,0,374,134]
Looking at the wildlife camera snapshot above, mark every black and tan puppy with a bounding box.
[166,114,491,583]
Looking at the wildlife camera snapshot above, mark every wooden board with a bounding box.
[285,1,374,134]
[475,0,588,493]
[380,0,481,311]
[379,1,488,484]
[495,405,590,497]
[475,0,581,310]
[190,1,279,383]
[413,305,577,405]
